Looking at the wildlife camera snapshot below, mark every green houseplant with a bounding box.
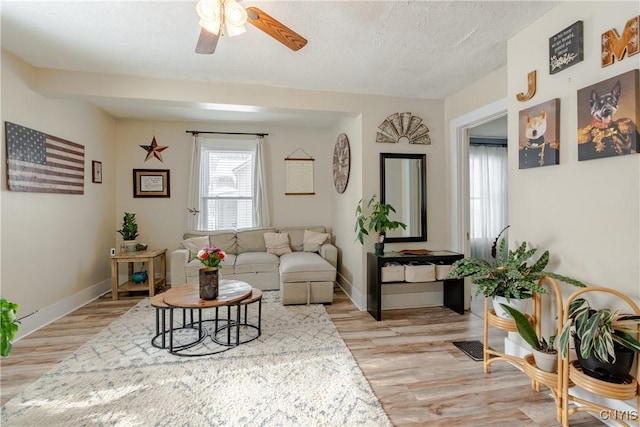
[558,298,640,383]
[447,226,587,318]
[500,303,558,372]
[117,212,139,251]
[1,296,20,357]
[355,194,407,255]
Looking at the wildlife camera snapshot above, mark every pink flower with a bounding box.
[196,246,225,268]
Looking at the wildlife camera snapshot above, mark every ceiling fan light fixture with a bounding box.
[224,0,248,27]
[224,23,246,37]
[196,0,218,20]
[199,18,220,35]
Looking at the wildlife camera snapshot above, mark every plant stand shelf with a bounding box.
[569,361,637,401]
[483,302,538,374]
[484,277,572,424]
[560,287,640,427]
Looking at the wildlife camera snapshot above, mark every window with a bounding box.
[199,144,255,230]
[469,144,508,262]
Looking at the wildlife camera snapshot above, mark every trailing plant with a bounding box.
[558,298,640,363]
[1,296,20,357]
[500,303,557,354]
[354,194,406,244]
[447,226,587,300]
[117,212,139,241]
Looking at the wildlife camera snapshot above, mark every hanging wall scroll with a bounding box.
[376,112,431,144]
[285,148,315,195]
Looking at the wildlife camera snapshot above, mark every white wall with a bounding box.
[508,1,639,305]
[1,51,117,337]
[114,119,334,260]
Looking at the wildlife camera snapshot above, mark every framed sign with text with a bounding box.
[549,21,583,74]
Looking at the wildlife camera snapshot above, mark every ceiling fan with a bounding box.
[194,0,307,54]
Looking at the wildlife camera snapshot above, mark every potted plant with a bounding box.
[500,303,558,372]
[558,298,640,383]
[354,194,407,255]
[447,226,587,318]
[1,296,20,357]
[117,212,139,252]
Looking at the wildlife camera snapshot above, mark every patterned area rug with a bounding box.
[1,292,391,426]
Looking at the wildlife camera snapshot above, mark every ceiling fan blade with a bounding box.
[195,27,219,54]
[246,7,307,51]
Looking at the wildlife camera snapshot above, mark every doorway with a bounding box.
[448,97,508,316]
[467,116,508,316]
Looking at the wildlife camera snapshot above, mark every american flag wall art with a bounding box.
[5,122,85,195]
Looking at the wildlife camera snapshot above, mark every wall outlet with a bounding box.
[110,248,116,256]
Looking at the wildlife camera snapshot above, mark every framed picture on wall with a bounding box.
[518,98,561,169]
[133,169,170,198]
[577,69,639,161]
[92,160,102,183]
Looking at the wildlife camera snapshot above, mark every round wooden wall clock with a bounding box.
[333,133,350,194]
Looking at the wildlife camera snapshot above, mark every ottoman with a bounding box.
[278,252,336,305]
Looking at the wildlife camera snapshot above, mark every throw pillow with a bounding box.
[181,235,210,261]
[303,229,329,252]
[263,232,292,256]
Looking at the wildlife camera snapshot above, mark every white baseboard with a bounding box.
[335,272,365,310]
[14,279,111,341]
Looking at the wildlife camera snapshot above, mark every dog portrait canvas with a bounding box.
[518,98,560,169]
[577,69,639,161]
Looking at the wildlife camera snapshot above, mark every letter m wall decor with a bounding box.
[601,15,639,67]
[5,122,85,194]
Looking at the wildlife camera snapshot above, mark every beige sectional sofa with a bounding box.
[170,226,337,305]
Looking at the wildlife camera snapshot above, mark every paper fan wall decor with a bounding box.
[376,112,431,144]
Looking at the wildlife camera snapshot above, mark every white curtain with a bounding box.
[469,145,508,262]
[186,134,202,230]
[186,135,269,230]
[253,136,270,227]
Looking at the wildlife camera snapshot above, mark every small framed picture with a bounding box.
[133,169,170,198]
[92,160,103,183]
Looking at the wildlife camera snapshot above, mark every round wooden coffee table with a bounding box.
[161,280,252,356]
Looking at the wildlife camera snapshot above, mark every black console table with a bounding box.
[367,251,465,321]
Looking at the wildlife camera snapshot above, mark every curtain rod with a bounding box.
[185,130,268,137]
[470,143,508,148]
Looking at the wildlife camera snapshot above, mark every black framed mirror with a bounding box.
[380,153,427,242]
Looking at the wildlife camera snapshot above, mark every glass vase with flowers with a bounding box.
[196,246,226,300]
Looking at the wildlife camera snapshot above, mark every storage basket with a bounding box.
[381,262,404,282]
[404,262,436,282]
[435,264,452,280]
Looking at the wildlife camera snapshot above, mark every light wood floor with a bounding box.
[1,287,600,426]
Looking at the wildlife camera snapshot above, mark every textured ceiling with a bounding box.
[1,0,560,124]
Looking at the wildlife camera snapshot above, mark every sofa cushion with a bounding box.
[237,227,275,253]
[183,230,237,254]
[263,232,292,256]
[235,252,280,274]
[279,252,336,282]
[181,235,210,261]
[206,231,237,255]
[303,229,329,252]
[278,226,326,252]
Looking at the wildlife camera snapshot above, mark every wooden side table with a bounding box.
[110,248,167,300]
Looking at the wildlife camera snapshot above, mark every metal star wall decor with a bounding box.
[139,136,168,162]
